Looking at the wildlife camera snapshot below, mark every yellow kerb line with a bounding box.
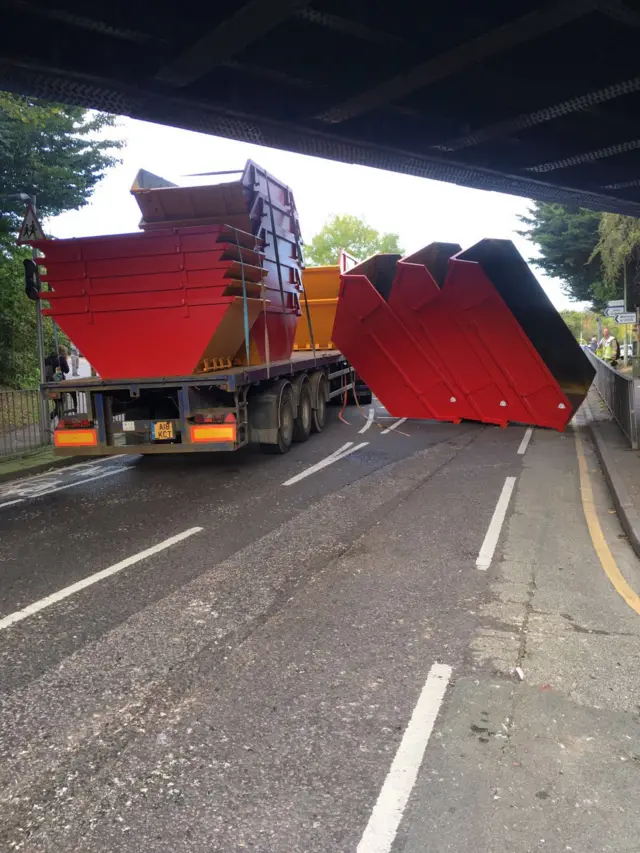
[574,428,640,616]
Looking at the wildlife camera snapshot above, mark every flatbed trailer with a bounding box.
[46,351,356,457]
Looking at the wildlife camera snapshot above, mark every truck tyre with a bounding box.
[293,381,312,442]
[311,375,328,433]
[260,387,294,454]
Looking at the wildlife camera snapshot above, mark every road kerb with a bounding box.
[587,421,640,561]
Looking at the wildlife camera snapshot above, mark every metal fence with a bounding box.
[0,389,48,458]
[584,347,638,449]
[0,388,91,458]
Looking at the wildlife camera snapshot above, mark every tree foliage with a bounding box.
[590,213,640,308]
[517,202,606,306]
[0,254,61,388]
[0,94,122,387]
[559,308,626,343]
[304,214,403,267]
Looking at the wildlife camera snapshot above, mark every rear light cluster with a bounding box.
[61,418,94,428]
[54,426,98,448]
[190,412,237,444]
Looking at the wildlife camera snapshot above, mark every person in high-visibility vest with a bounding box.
[597,327,619,365]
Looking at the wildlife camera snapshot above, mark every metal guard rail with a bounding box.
[0,388,91,458]
[584,347,638,449]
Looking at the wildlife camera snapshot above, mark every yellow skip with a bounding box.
[575,428,640,616]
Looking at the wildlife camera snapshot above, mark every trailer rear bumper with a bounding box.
[53,441,238,457]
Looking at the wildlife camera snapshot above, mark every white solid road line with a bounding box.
[357,662,453,853]
[0,498,25,510]
[517,427,534,455]
[0,527,203,632]
[381,418,407,435]
[283,441,369,486]
[476,476,517,570]
[359,407,375,434]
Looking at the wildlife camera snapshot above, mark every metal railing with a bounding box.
[0,389,49,457]
[0,388,91,458]
[584,347,638,448]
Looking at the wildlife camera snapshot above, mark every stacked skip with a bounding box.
[131,160,303,365]
[332,239,594,431]
[35,161,304,379]
[295,250,358,351]
[36,225,267,380]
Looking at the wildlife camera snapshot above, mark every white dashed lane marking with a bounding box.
[357,662,453,853]
[476,476,517,570]
[0,527,203,631]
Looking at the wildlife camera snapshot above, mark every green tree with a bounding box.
[0,94,122,387]
[559,309,587,341]
[305,214,403,266]
[517,202,605,306]
[558,309,601,342]
[590,213,640,308]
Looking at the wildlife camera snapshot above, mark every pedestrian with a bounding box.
[44,345,70,382]
[597,327,620,366]
[44,345,74,420]
[588,336,598,352]
[70,343,80,376]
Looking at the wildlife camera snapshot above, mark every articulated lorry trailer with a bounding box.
[46,353,354,456]
[35,161,360,457]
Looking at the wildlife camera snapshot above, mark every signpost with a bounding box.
[604,299,625,318]
[601,301,636,367]
[16,204,45,244]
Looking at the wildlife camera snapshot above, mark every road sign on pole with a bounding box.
[605,299,625,317]
[17,204,44,244]
[614,312,636,325]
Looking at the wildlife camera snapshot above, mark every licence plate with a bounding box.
[152,420,175,440]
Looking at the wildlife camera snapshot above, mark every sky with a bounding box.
[50,116,579,310]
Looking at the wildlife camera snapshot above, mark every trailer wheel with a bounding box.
[311,375,328,433]
[293,381,312,442]
[260,387,294,454]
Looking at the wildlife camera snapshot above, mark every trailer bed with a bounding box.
[47,350,344,394]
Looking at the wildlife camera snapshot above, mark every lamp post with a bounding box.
[8,192,50,440]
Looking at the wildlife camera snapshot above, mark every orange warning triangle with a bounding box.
[17,205,45,244]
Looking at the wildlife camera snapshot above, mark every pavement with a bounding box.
[0,400,639,852]
[582,384,640,559]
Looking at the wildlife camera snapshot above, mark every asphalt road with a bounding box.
[0,404,638,852]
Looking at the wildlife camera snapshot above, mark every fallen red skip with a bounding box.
[332,239,594,431]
